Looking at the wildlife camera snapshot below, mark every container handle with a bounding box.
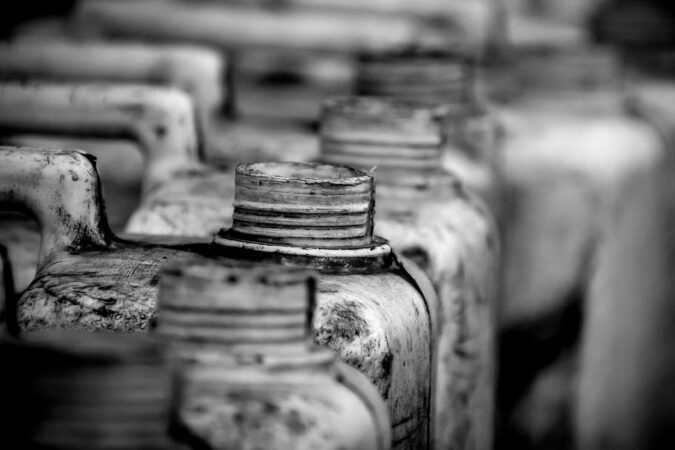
[0,147,111,267]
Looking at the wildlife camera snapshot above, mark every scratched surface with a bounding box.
[17,240,214,332]
[16,236,432,448]
[17,229,431,449]
[376,185,499,450]
[315,271,431,450]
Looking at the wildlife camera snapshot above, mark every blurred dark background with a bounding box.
[0,1,76,39]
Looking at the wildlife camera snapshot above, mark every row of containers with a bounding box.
[0,0,674,449]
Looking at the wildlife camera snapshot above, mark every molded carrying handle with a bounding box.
[0,40,226,139]
[0,82,201,192]
[0,147,111,265]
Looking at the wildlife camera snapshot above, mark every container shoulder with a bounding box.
[16,241,217,332]
[178,364,384,450]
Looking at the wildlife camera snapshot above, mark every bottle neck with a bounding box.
[224,162,376,249]
[355,50,494,163]
[505,45,622,98]
[158,264,322,363]
[320,97,448,189]
[356,49,477,107]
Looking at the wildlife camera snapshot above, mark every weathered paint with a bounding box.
[158,263,391,449]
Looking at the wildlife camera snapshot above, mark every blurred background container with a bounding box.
[1,1,675,449]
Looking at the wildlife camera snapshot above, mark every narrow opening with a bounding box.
[239,161,368,183]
